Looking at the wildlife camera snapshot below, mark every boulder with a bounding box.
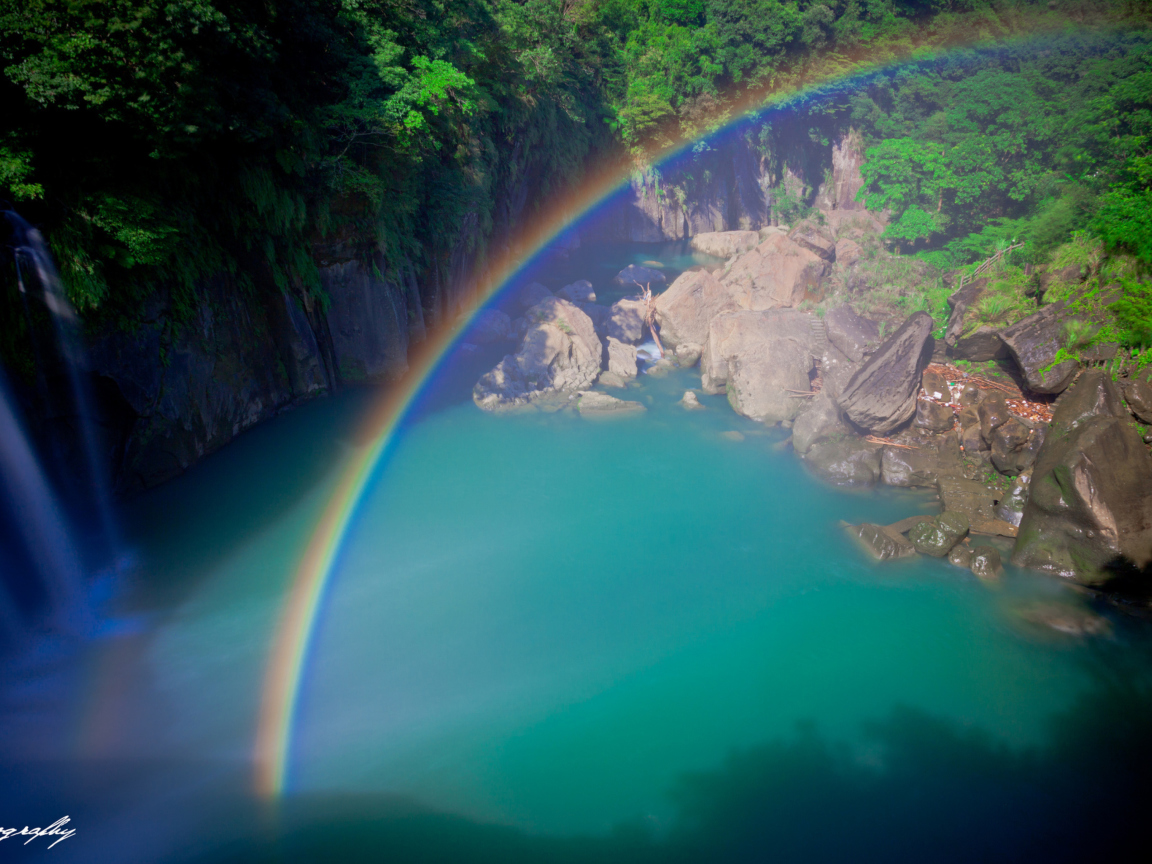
[943,277,1010,361]
[836,311,935,435]
[470,309,512,343]
[989,417,1035,475]
[818,340,861,401]
[957,384,983,407]
[473,298,602,413]
[834,239,862,267]
[998,303,1082,394]
[597,370,627,389]
[915,399,954,432]
[792,393,845,455]
[606,337,638,378]
[673,342,701,367]
[689,231,760,259]
[578,302,609,334]
[848,522,917,561]
[909,511,970,557]
[654,269,738,348]
[615,264,665,288]
[977,393,1011,443]
[517,282,553,311]
[922,369,950,402]
[995,471,1032,527]
[576,391,646,416]
[720,233,832,310]
[1012,371,1152,582]
[701,309,816,423]
[788,220,836,261]
[680,390,703,410]
[1122,367,1152,423]
[824,305,881,362]
[970,546,1003,581]
[804,437,884,487]
[606,298,648,344]
[948,544,973,569]
[559,280,596,304]
[881,441,944,488]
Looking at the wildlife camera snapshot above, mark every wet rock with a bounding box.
[473,298,602,413]
[788,219,836,261]
[674,342,702,367]
[559,279,596,303]
[1015,601,1111,637]
[576,391,646,416]
[995,471,1032,527]
[680,390,703,409]
[606,337,638,378]
[653,269,738,348]
[957,384,984,407]
[689,231,760,258]
[999,303,1082,394]
[948,544,973,569]
[848,522,917,561]
[916,399,955,432]
[937,476,1016,536]
[606,298,648,344]
[792,393,845,456]
[909,511,970,556]
[990,417,1033,475]
[836,311,935,435]
[969,546,1003,580]
[1122,367,1152,423]
[824,305,881,363]
[978,393,1011,443]
[804,437,883,487]
[615,264,666,288]
[702,309,816,423]
[1012,370,1152,582]
[517,282,553,311]
[470,309,512,344]
[720,232,832,309]
[881,441,944,488]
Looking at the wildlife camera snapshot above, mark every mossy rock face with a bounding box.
[970,545,1004,581]
[909,511,969,556]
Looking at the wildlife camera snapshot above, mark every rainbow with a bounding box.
[251,21,1123,799]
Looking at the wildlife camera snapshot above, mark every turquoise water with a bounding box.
[2,243,1150,863]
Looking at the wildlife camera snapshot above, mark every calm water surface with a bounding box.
[2,242,1150,863]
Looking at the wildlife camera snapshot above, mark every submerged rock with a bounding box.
[909,511,970,557]
[804,437,883,487]
[576,391,646,416]
[615,264,665,287]
[701,309,816,423]
[473,297,602,413]
[848,522,917,561]
[654,269,738,348]
[836,311,935,435]
[1014,601,1112,636]
[1012,371,1152,583]
[689,231,760,258]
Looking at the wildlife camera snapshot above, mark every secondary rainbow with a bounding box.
[251,23,1096,799]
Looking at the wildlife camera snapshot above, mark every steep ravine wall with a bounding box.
[82,130,863,492]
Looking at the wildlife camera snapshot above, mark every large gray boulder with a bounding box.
[606,337,638,378]
[654,269,739,348]
[835,311,935,435]
[792,393,845,455]
[1122,367,1152,423]
[615,264,665,287]
[1012,371,1152,583]
[701,309,816,423]
[824,305,880,362]
[473,297,602,412]
[606,298,647,344]
[689,231,760,258]
[720,233,832,310]
[804,437,884,486]
[998,302,1082,394]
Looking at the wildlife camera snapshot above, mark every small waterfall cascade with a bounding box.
[1,211,123,641]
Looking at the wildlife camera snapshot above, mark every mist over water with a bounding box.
[2,242,1151,863]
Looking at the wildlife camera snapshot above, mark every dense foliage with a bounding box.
[0,0,1150,345]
